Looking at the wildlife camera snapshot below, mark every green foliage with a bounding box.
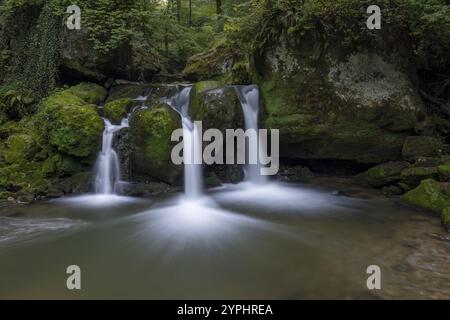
[0,1,64,97]
[0,87,36,120]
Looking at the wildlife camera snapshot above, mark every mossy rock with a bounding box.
[400,166,439,188]
[129,104,182,184]
[355,161,410,188]
[67,82,107,105]
[106,84,149,102]
[0,162,48,197]
[253,32,423,164]
[4,134,37,164]
[441,208,450,230]
[183,41,236,81]
[402,136,444,159]
[42,154,85,177]
[103,98,134,124]
[438,165,450,182]
[402,179,450,213]
[49,104,103,157]
[189,84,244,132]
[60,59,107,83]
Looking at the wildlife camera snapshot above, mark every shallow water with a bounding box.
[0,183,449,299]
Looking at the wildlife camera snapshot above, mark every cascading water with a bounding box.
[166,86,203,199]
[235,85,267,184]
[94,118,129,194]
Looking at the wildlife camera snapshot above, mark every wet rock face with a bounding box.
[256,35,424,165]
[402,136,446,159]
[113,127,130,181]
[128,104,182,185]
[189,81,245,132]
[60,30,162,83]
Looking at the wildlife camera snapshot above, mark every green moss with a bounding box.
[441,207,450,230]
[189,85,243,131]
[103,98,134,124]
[402,179,450,213]
[106,84,148,102]
[67,82,107,105]
[37,88,104,157]
[438,165,450,182]
[38,90,86,114]
[41,154,84,177]
[182,42,237,81]
[129,104,182,184]
[49,105,103,157]
[355,161,410,187]
[0,162,48,197]
[400,166,439,187]
[61,59,106,82]
[4,134,37,164]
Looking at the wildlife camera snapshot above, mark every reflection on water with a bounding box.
[0,182,449,299]
[0,217,85,246]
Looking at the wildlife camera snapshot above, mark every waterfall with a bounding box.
[235,85,267,184]
[166,86,203,199]
[94,118,129,194]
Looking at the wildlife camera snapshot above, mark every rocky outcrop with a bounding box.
[60,29,162,83]
[402,179,450,213]
[128,103,182,185]
[252,32,424,164]
[0,83,106,202]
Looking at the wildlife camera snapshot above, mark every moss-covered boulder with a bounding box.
[129,104,182,184]
[251,29,424,164]
[105,83,179,106]
[41,154,85,177]
[189,82,244,131]
[103,98,134,124]
[402,179,450,213]
[183,41,236,81]
[67,82,108,105]
[402,136,444,159]
[38,89,104,157]
[4,134,37,164]
[106,84,149,102]
[355,161,410,187]
[49,105,103,157]
[400,166,439,187]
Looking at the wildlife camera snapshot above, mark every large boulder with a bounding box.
[103,98,134,124]
[60,29,162,82]
[189,81,244,131]
[402,179,450,213]
[66,82,108,105]
[129,104,182,184]
[254,32,424,164]
[355,161,410,187]
[37,88,104,157]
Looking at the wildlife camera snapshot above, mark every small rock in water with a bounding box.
[332,190,344,196]
[382,185,404,196]
[428,233,450,242]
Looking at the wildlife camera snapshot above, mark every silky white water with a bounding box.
[166,86,203,199]
[235,85,267,184]
[94,118,129,194]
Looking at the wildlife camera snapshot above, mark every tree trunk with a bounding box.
[177,0,181,22]
[215,0,223,31]
[189,0,192,26]
[215,0,222,16]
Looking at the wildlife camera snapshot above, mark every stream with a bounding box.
[0,182,449,299]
